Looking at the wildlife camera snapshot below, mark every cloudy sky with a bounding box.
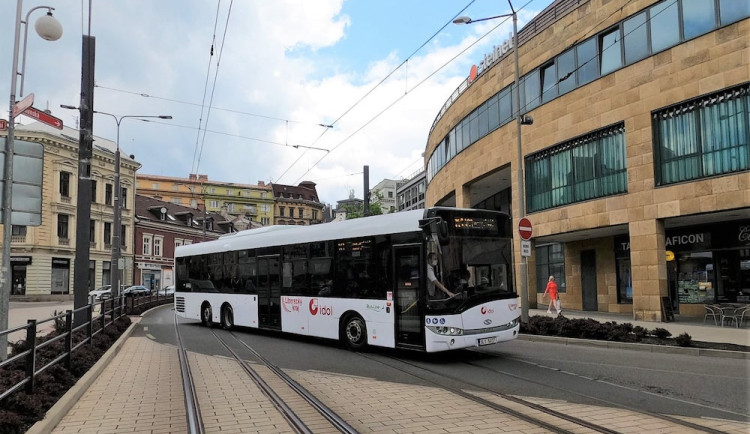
[2,0,552,206]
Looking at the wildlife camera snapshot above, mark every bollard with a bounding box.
[64,310,73,369]
[25,320,37,393]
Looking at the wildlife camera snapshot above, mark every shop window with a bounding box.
[649,0,680,53]
[536,244,566,293]
[675,252,714,304]
[623,11,648,65]
[683,0,716,40]
[653,84,750,185]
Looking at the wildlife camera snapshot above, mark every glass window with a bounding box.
[675,252,714,304]
[478,105,489,137]
[455,123,464,152]
[498,87,512,125]
[89,220,95,243]
[541,62,557,104]
[623,11,649,65]
[600,28,623,75]
[59,172,70,197]
[91,180,97,203]
[654,84,750,185]
[154,237,163,257]
[469,111,479,144]
[719,0,750,25]
[650,0,680,53]
[617,258,633,303]
[536,244,566,293]
[576,37,599,86]
[488,94,499,131]
[461,118,471,150]
[105,184,113,205]
[522,69,540,112]
[556,48,576,95]
[449,128,457,159]
[143,235,152,255]
[57,214,69,238]
[526,123,627,212]
[683,0,716,40]
[104,222,111,244]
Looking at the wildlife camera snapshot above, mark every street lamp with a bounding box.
[60,106,171,296]
[454,0,533,323]
[1,1,62,360]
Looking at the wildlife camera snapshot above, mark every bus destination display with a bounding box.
[453,216,498,232]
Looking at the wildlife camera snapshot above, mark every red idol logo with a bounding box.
[481,306,495,315]
[309,298,333,316]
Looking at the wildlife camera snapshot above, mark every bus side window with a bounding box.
[310,258,332,297]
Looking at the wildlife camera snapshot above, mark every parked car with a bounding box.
[157,285,175,296]
[123,285,151,297]
[88,285,112,301]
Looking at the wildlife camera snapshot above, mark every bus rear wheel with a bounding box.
[221,305,234,330]
[342,315,367,350]
[201,303,212,327]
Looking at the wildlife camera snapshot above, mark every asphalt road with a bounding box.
[143,305,749,423]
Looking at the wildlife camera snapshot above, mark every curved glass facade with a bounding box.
[427,0,750,187]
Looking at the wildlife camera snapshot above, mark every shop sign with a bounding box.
[11,256,32,265]
[469,33,514,83]
[665,250,674,261]
[52,258,70,267]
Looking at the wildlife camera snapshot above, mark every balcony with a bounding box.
[58,238,69,246]
[11,235,26,243]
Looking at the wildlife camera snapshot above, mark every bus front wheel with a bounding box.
[221,305,234,330]
[342,315,367,350]
[201,303,213,327]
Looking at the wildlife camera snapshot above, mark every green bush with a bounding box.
[675,332,693,347]
[651,327,672,339]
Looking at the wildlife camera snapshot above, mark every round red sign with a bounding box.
[518,217,532,240]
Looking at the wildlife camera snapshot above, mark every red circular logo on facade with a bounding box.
[468,64,478,83]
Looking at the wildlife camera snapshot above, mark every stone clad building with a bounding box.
[425,0,749,320]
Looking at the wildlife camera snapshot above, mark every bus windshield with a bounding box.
[428,235,515,313]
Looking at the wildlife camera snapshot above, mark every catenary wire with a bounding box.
[275,0,481,183]
[291,1,536,185]
[191,1,223,175]
[194,1,234,176]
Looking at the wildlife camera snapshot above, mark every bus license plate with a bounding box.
[478,337,497,346]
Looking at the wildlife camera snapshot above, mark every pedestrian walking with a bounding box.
[543,275,560,314]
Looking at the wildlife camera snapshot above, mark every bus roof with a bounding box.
[176,209,427,257]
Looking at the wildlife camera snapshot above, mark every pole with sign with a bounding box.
[518,217,532,322]
[22,106,63,129]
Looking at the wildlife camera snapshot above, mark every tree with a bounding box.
[345,191,383,219]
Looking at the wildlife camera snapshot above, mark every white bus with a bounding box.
[174,207,520,352]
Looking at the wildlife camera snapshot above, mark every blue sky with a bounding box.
[1,0,553,206]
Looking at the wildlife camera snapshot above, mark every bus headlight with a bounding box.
[428,326,464,336]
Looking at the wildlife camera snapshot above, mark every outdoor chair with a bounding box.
[719,305,741,328]
[736,306,749,328]
[703,304,720,325]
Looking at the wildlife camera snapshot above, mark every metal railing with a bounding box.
[0,292,173,402]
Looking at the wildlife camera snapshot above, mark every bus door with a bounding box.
[257,255,281,329]
[393,244,425,349]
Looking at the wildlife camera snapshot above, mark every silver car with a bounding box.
[88,285,112,301]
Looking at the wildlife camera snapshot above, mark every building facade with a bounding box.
[1,122,139,297]
[271,181,325,225]
[133,194,231,290]
[397,170,426,212]
[137,174,275,226]
[425,0,749,320]
[370,178,404,214]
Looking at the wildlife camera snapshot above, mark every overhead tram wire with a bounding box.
[195,0,235,176]
[143,119,329,152]
[291,1,536,185]
[275,0,479,184]
[191,0,223,175]
[94,84,334,128]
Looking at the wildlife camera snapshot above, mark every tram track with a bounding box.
[361,351,730,434]
[174,314,359,434]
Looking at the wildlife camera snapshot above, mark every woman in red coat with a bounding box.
[543,275,560,314]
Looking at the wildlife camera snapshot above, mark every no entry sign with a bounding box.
[518,217,532,240]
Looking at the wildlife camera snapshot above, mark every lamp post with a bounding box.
[60,106,171,297]
[454,0,532,323]
[1,1,62,360]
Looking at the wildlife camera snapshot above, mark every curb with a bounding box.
[26,316,142,434]
[518,334,750,359]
